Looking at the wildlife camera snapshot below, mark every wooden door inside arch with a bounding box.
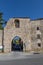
[11,36,23,51]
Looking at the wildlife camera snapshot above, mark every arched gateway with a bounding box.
[4,18,43,53]
[11,36,23,51]
[4,18,31,53]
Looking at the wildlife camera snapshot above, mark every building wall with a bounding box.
[3,18,43,53]
[4,18,31,52]
[31,20,43,53]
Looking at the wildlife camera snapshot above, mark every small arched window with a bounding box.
[14,19,20,28]
[37,27,39,30]
[38,43,41,47]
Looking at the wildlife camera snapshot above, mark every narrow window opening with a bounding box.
[37,27,39,30]
[15,19,20,28]
[38,43,41,47]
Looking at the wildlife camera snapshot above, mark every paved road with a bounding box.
[0,55,43,65]
[0,52,33,60]
[0,52,43,65]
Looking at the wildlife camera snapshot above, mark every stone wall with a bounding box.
[3,18,43,53]
[4,18,31,52]
[31,20,43,53]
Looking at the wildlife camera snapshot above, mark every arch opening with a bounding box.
[11,36,23,51]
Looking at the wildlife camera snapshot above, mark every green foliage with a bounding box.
[0,24,3,30]
[0,12,4,30]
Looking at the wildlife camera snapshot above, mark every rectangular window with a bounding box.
[14,19,20,28]
[37,27,39,30]
[38,43,41,47]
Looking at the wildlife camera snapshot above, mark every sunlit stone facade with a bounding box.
[0,17,43,53]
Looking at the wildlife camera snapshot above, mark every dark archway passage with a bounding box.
[11,36,23,51]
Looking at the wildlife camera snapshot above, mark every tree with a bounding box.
[0,12,7,52]
[0,12,5,52]
[0,12,3,30]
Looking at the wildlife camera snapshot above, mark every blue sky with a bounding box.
[0,0,43,21]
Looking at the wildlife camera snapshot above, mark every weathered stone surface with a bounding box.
[4,18,31,52]
[0,18,43,53]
